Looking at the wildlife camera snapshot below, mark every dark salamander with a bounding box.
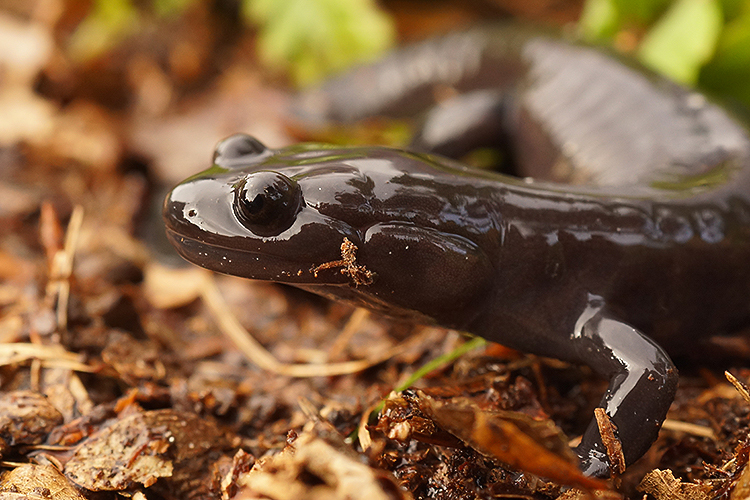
[164,26,750,477]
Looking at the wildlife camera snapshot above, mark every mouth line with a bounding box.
[165,226,260,256]
[164,228,350,285]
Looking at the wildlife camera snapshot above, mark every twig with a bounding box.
[200,276,430,377]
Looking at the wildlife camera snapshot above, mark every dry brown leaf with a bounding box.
[417,393,607,491]
[101,331,166,382]
[0,464,86,500]
[556,488,623,500]
[376,392,464,448]
[0,391,63,458]
[218,449,255,500]
[65,409,229,494]
[638,469,711,500]
[237,432,410,500]
[732,463,750,500]
[129,71,290,185]
[660,419,716,439]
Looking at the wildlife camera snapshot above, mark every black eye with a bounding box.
[233,171,303,236]
[214,134,269,167]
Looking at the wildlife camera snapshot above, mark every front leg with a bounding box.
[571,296,678,477]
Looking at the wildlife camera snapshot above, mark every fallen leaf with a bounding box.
[237,431,409,500]
[65,409,229,495]
[0,390,63,458]
[417,392,607,491]
[0,464,86,500]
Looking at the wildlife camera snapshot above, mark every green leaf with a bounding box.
[578,0,675,42]
[700,6,750,107]
[711,6,750,69]
[67,0,140,61]
[638,0,723,84]
[613,0,672,22]
[579,0,621,41]
[153,0,198,18]
[717,0,746,20]
[243,0,396,86]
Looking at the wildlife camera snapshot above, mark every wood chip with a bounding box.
[594,407,625,475]
[638,469,711,500]
[556,488,623,500]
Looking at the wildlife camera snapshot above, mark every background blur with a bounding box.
[0,0,748,191]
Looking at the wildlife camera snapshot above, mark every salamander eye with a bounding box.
[214,134,269,167]
[233,171,303,236]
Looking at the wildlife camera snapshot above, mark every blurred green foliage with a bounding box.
[152,0,200,17]
[243,0,395,86]
[68,0,750,109]
[67,0,200,61]
[580,0,750,109]
[638,0,722,84]
[67,0,394,87]
[67,0,142,61]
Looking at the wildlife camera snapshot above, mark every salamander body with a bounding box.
[164,26,750,477]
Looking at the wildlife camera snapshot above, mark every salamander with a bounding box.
[163,25,750,478]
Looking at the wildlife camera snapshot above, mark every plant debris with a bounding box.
[595,407,626,475]
[311,238,376,287]
[0,391,63,458]
[638,468,712,500]
[65,409,233,497]
[0,464,87,500]
[237,430,408,500]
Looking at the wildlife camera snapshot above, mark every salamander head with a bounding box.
[163,134,495,325]
[164,134,377,285]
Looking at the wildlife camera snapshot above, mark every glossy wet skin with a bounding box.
[165,142,503,323]
[164,27,750,478]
